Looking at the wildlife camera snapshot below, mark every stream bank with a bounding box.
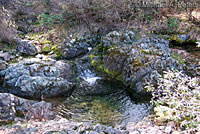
[0,30,200,134]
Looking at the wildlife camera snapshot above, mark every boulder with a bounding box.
[0,58,76,99]
[0,60,7,71]
[92,31,181,93]
[0,93,56,125]
[102,30,135,46]
[60,41,90,59]
[17,38,38,56]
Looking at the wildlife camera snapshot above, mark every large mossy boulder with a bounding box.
[92,31,182,93]
[0,58,76,99]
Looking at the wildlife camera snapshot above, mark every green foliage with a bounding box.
[6,121,16,127]
[146,70,200,130]
[0,42,17,51]
[51,45,59,52]
[168,18,179,30]
[171,53,185,64]
[42,45,50,52]
[56,51,61,59]
[91,60,96,66]
[38,13,64,26]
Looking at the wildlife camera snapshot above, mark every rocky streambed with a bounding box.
[0,30,200,134]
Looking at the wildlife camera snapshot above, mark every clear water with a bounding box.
[49,69,152,126]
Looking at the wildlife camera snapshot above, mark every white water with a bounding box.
[80,69,101,86]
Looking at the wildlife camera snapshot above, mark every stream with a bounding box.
[46,68,152,126]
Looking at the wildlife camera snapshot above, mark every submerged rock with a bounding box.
[0,58,76,99]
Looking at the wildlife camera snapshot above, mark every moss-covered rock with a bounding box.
[42,45,51,52]
[169,34,197,46]
[92,31,182,93]
[169,35,184,44]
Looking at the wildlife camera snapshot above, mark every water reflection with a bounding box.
[56,79,152,126]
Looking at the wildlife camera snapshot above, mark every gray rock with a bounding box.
[0,60,7,71]
[17,38,38,56]
[0,93,16,124]
[0,93,56,124]
[0,59,75,99]
[165,126,172,134]
[0,52,10,61]
[101,30,135,48]
[95,32,181,93]
[178,34,189,42]
[44,131,66,134]
[61,42,90,59]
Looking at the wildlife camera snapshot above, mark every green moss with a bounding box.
[8,59,18,64]
[51,45,59,52]
[96,64,123,81]
[42,45,50,52]
[171,53,185,64]
[26,32,54,46]
[28,32,43,40]
[187,39,197,44]
[91,60,96,66]
[89,54,95,60]
[56,51,61,59]
[169,35,184,44]
[40,40,52,45]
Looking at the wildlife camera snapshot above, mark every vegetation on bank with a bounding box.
[146,70,200,131]
[0,0,200,45]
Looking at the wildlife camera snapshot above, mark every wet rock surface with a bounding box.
[0,57,76,99]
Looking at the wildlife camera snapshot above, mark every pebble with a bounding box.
[159,126,165,130]
[165,126,172,133]
[130,131,140,134]
[172,131,180,134]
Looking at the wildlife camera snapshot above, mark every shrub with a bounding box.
[168,17,179,30]
[38,13,64,26]
[146,70,200,131]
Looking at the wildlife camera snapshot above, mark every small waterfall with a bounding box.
[80,69,101,86]
[53,65,152,126]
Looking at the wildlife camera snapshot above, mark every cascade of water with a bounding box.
[80,69,101,86]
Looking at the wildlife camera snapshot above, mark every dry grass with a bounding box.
[0,7,17,44]
[54,0,200,39]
